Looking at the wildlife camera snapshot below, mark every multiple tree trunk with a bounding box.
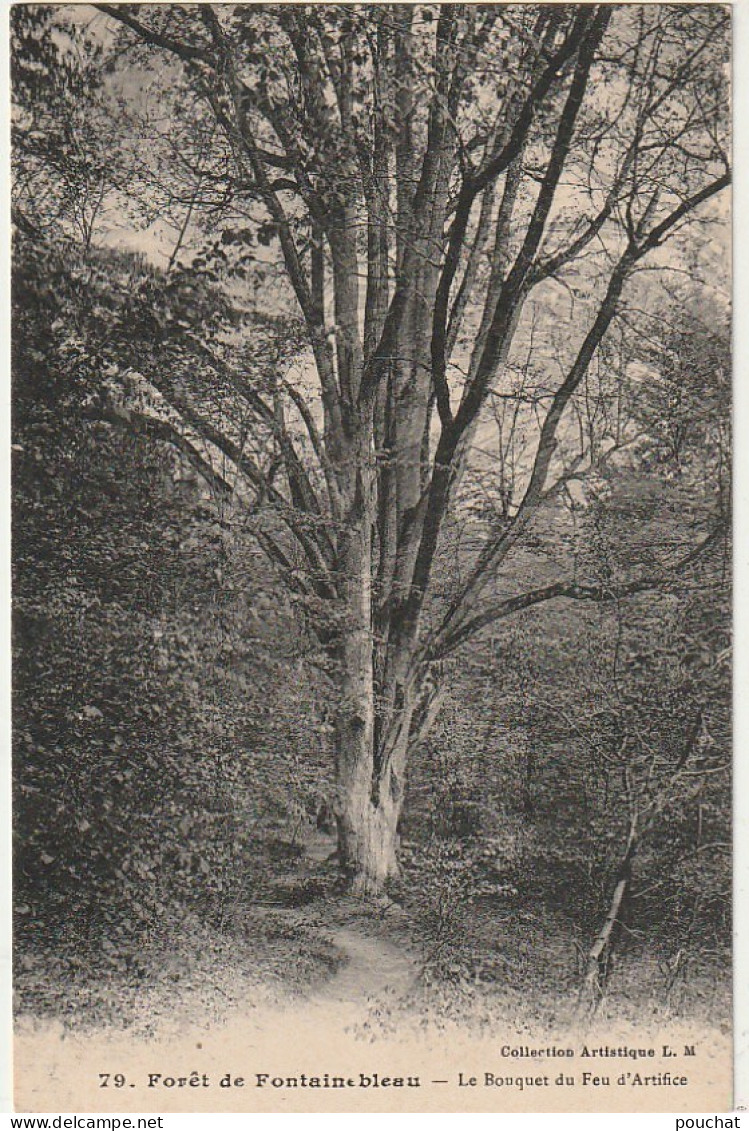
[94,4,730,893]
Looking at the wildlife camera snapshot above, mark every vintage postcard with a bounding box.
[9,2,734,1113]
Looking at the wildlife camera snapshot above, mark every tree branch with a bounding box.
[92,5,212,65]
[429,517,728,660]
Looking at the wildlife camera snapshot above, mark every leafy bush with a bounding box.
[12,233,329,959]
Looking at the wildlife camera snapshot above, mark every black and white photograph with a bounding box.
[9,2,733,1113]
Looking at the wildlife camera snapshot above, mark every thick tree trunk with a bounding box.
[335,672,429,893]
[336,774,402,894]
[331,438,408,894]
[334,650,411,893]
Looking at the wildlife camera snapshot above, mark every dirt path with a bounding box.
[261,828,418,1009]
[309,925,416,1005]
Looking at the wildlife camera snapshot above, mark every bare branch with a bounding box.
[430,518,729,660]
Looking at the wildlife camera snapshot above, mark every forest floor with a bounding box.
[14,832,737,1112]
[14,885,733,1113]
[14,827,420,1032]
[15,821,730,1038]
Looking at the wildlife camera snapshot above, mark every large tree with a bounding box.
[23,3,730,892]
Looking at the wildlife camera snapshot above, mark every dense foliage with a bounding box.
[12,234,333,964]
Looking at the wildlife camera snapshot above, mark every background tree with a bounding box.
[11,8,128,248]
